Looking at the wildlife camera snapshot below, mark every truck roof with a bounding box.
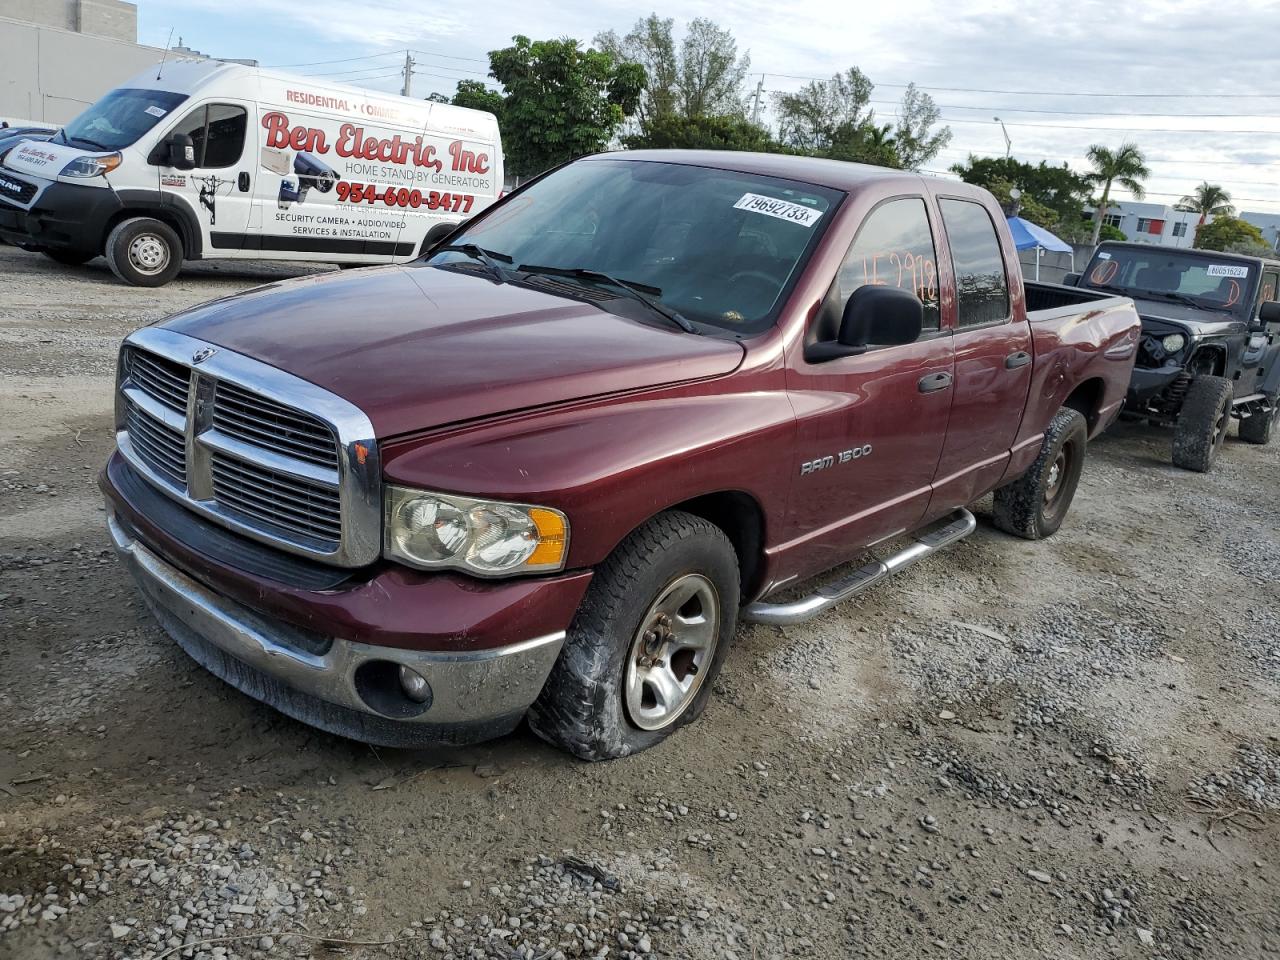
[610,149,988,199]
[1095,240,1280,269]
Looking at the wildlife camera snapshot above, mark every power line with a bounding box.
[877,100,1280,120]
[265,51,403,69]
[860,109,1280,136]
[758,73,1280,99]
[935,147,1280,168]
[408,48,489,64]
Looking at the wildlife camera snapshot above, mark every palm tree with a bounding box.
[1085,143,1151,245]
[1176,181,1234,226]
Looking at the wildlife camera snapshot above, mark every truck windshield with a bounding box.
[58,88,189,152]
[1082,246,1257,320]
[441,158,843,334]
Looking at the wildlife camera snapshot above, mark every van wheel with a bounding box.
[992,407,1088,540]
[1238,397,1274,445]
[42,248,96,266]
[529,511,739,761]
[105,217,183,287]
[1172,375,1233,471]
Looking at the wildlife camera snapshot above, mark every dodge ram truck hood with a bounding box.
[161,263,745,438]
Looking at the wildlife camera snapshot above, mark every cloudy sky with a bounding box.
[138,0,1280,214]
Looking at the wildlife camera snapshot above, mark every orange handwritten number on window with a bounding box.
[1090,260,1118,285]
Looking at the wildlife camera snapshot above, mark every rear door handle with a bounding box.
[1005,350,1032,369]
[918,371,953,393]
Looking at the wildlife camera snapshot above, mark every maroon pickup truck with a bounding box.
[102,151,1140,759]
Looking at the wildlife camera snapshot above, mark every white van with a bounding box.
[0,60,503,286]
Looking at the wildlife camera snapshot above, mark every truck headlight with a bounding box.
[384,486,568,575]
[1161,333,1186,353]
[60,153,122,178]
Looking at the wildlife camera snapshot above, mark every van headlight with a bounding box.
[384,486,568,575]
[60,153,122,178]
[1161,333,1186,353]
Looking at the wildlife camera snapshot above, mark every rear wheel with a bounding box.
[1172,375,1233,471]
[42,248,96,266]
[529,511,739,761]
[1238,397,1275,445]
[992,407,1088,540]
[105,217,183,287]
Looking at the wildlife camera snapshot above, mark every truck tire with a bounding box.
[992,407,1088,540]
[42,248,96,266]
[1237,397,1275,445]
[1172,375,1233,471]
[529,511,740,761]
[105,217,183,287]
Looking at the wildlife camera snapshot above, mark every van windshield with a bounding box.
[1082,246,1259,321]
[440,158,842,334]
[58,89,189,152]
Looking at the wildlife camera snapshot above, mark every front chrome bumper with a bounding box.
[108,512,565,746]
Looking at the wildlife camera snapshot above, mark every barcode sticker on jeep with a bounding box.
[733,193,824,228]
[1207,264,1249,278]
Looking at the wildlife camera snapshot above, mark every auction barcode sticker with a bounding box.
[1206,264,1249,278]
[734,193,824,227]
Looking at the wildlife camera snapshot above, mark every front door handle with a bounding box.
[918,371,953,393]
[1005,350,1032,369]
[238,171,251,192]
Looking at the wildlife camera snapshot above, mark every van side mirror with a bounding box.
[419,219,472,257]
[1062,272,1081,286]
[166,133,195,170]
[808,286,924,362]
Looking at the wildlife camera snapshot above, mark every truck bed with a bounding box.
[1024,280,1120,317]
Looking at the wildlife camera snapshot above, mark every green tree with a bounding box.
[772,67,874,154]
[1084,142,1150,245]
[1194,215,1266,252]
[595,15,749,124]
[1177,181,1234,226]
[827,120,899,167]
[488,35,645,178]
[891,83,951,170]
[426,92,450,104]
[622,113,773,151]
[950,155,1093,226]
[451,79,505,118]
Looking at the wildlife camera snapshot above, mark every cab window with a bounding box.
[834,197,941,332]
[167,104,248,168]
[1261,270,1279,312]
[939,199,1011,327]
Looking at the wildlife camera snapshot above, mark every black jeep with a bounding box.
[1067,242,1280,471]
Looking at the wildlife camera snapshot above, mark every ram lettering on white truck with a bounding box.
[0,59,503,286]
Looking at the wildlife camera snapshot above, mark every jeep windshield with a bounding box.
[438,157,843,334]
[1083,246,1258,321]
[58,89,189,152]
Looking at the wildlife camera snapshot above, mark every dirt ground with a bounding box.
[1,244,1277,960]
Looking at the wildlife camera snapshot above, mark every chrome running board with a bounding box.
[740,508,977,626]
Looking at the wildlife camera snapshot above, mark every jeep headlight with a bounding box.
[60,153,122,178]
[1161,333,1186,353]
[384,486,568,575]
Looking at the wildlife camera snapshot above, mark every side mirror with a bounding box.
[166,133,195,170]
[1062,272,1081,287]
[420,221,458,256]
[808,286,924,362]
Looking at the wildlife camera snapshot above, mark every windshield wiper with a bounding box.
[517,264,697,333]
[434,244,511,283]
[67,135,110,151]
[1144,290,1204,309]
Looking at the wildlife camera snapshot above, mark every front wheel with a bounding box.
[1172,375,1233,471]
[992,407,1088,540]
[529,511,740,761]
[105,217,183,287]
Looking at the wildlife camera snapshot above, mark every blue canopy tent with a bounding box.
[1006,216,1073,281]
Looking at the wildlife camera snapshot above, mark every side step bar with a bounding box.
[740,508,977,626]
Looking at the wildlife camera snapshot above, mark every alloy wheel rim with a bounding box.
[624,573,720,731]
[129,234,169,275]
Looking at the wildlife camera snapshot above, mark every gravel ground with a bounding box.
[1,245,1277,960]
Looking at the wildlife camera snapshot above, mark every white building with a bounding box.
[1086,201,1280,253]
[1241,212,1280,253]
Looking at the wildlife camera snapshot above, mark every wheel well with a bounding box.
[666,491,765,598]
[1187,347,1225,377]
[1062,377,1105,434]
[103,207,196,259]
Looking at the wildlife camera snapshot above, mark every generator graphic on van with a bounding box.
[276,152,338,208]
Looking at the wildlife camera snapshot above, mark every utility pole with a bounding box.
[750,75,765,125]
[994,116,1011,158]
[401,50,415,98]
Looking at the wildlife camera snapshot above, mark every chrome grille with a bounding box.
[124,400,186,486]
[127,348,190,414]
[213,381,338,468]
[210,453,342,544]
[114,329,381,567]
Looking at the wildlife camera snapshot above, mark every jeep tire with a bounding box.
[105,217,183,288]
[1172,375,1233,471]
[529,511,739,761]
[992,407,1088,540]
[1238,397,1275,445]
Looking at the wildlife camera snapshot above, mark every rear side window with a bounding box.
[167,104,248,168]
[1262,271,1279,309]
[940,199,1010,327]
[835,197,940,331]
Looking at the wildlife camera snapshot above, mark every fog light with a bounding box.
[398,666,432,703]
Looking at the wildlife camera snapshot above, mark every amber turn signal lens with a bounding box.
[526,507,567,568]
